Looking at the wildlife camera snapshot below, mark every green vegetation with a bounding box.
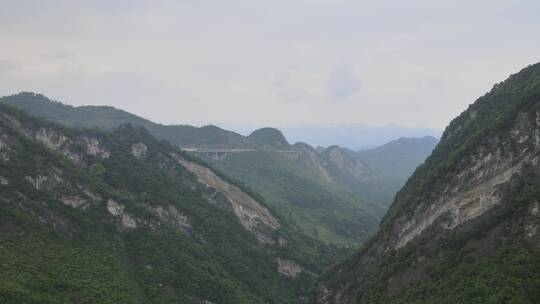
[313,63,540,303]
[0,92,253,148]
[386,245,540,304]
[0,105,344,303]
[247,127,291,149]
[386,63,540,226]
[214,151,384,245]
[355,136,438,200]
[1,92,393,247]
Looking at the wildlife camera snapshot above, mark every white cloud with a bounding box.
[0,0,539,128]
[326,65,362,100]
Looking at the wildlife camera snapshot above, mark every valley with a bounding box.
[0,93,434,303]
[312,63,540,304]
[2,2,539,303]
[3,63,540,304]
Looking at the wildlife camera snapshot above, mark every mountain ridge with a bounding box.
[1,92,436,246]
[312,63,540,304]
[0,103,345,303]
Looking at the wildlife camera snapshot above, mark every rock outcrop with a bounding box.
[131,142,148,160]
[313,63,540,304]
[276,258,304,278]
[106,199,140,229]
[175,156,280,244]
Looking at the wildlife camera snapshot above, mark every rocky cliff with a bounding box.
[0,104,341,304]
[312,63,540,303]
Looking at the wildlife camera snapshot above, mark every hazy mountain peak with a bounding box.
[248,127,291,149]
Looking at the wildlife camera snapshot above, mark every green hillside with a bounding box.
[1,93,392,246]
[354,136,438,199]
[248,127,292,149]
[214,150,384,245]
[312,63,540,304]
[0,92,253,148]
[0,104,343,304]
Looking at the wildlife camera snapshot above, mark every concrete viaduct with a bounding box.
[181,147,301,161]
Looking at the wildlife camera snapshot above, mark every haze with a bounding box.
[1,0,539,130]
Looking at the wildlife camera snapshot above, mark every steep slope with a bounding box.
[1,93,433,246]
[354,136,438,199]
[213,150,385,246]
[1,93,390,246]
[0,92,253,148]
[313,63,540,303]
[319,145,392,204]
[0,104,342,304]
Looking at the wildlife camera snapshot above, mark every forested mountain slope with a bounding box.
[0,92,253,149]
[354,136,438,199]
[312,63,540,303]
[0,93,434,246]
[214,149,384,245]
[0,93,390,246]
[0,104,342,304]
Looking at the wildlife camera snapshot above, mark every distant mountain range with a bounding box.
[0,92,436,246]
[219,123,442,151]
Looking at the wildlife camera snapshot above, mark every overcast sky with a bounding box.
[1,0,539,129]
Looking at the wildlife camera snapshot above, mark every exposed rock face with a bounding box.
[61,196,88,208]
[276,258,303,278]
[152,205,192,233]
[297,148,334,183]
[316,113,540,303]
[313,64,540,304]
[0,176,8,185]
[25,173,63,191]
[324,146,375,182]
[526,201,540,241]
[175,156,280,244]
[395,153,526,249]
[0,112,111,164]
[83,137,110,158]
[131,142,148,160]
[106,199,138,229]
[32,127,82,162]
[35,127,68,150]
[391,111,539,249]
[0,135,10,161]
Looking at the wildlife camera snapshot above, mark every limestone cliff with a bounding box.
[312,63,540,304]
[174,156,280,244]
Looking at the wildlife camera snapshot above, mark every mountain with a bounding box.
[312,63,540,303]
[248,127,292,149]
[218,123,442,150]
[317,146,391,203]
[213,149,384,245]
[0,93,390,245]
[0,92,435,246]
[354,136,438,199]
[0,104,346,304]
[273,124,442,150]
[0,92,253,149]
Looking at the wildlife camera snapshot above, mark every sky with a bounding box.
[1,0,540,130]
